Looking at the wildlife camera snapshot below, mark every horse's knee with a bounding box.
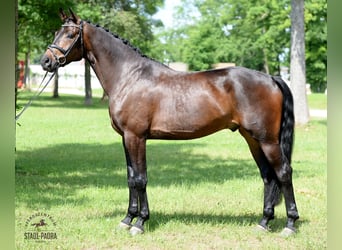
[128,175,147,190]
[135,175,148,190]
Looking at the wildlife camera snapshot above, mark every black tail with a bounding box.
[272,76,295,164]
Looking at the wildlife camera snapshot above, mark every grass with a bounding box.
[15,92,327,249]
[307,93,327,110]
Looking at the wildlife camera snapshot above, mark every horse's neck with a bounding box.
[83,23,143,94]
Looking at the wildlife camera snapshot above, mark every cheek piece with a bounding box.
[47,21,84,67]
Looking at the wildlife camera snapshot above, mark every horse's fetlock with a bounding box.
[263,207,274,219]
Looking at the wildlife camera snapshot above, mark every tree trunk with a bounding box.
[53,70,59,98]
[84,60,92,105]
[262,27,269,74]
[24,51,30,87]
[290,0,309,125]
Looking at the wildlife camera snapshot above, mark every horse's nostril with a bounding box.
[44,57,50,65]
[41,55,51,69]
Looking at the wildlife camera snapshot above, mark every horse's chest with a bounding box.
[109,98,143,135]
[108,100,127,135]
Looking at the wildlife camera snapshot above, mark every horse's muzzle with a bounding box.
[41,53,58,72]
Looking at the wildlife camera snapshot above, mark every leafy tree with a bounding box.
[305,0,327,92]
[291,0,309,124]
[158,0,291,74]
[76,0,164,53]
[16,0,75,109]
[18,0,75,63]
[75,0,164,103]
[155,0,326,95]
[17,0,164,105]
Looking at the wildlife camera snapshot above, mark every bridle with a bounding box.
[16,21,84,122]
[48,20,84,67]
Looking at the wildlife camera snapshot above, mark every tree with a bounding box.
[76,0,164,53]
[18,0,164,104]
[290,0,309,125]
[305,0,327,92]
[156,0,325,95]
[84,61,92,105]
[52,70,59,98]
[158,0,291,74]
[18,0,75,66]
[17,0,75,102]
[76,0,164,103]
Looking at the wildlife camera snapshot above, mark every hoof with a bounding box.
[130,226,144,236]
[254,224,270,233]
[118,221,132,230]
[280,227,296,237]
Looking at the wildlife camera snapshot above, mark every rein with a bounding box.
[16,21,85,122]
[48,21,84,67]
[15,71,56,121]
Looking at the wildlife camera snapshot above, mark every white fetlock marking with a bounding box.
[118,222,132,230]
[130,226,144,236]
[255,224,269,232]
[280,227,296,237]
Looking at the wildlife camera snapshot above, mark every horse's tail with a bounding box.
[272,76,295,165]
[266,76,294,206]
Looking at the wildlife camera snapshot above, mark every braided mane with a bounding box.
[85,20,166,67]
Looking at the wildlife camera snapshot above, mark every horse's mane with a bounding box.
[85,20,168,68]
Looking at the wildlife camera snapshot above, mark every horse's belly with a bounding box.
[149,116,235,140]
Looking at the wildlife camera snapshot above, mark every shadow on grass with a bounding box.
[16,142,258,210]
[16,141,310,232]
[99,210,308,233]
[17,92,108,110]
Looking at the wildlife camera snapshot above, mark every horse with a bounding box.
[41,8,299,236]
[31,219,47,228]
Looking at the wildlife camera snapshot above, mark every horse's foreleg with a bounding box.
[119,167,139,229]
[120,133,149,235]
[119,140,138,229]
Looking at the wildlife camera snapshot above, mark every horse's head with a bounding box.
[41,8,84,72]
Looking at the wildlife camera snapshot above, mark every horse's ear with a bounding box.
[69,8,80,24]
[59,8,67,22]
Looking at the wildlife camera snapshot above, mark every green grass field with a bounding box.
[307,93,327,110]
[15,93,327,249]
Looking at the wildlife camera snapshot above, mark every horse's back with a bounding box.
[147,67,282,141]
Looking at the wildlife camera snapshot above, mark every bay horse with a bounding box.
[41,9,299,236]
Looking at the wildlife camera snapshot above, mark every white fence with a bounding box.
[28,59,102,92]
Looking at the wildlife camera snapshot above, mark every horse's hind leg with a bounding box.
[240,130,281,231]
[260,142,299,234]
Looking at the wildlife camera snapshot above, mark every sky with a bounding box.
[153,0,182,29]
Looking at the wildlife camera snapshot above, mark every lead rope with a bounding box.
[15,71,56,121]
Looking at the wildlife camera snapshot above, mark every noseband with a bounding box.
[48,21,84,67]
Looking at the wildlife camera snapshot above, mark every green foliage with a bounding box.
[18,0,76,60]
[76,0,164,53]
[155,0,326,92]
[305,0,327,92]
[157,0,291,73]
[18,0,164,62]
